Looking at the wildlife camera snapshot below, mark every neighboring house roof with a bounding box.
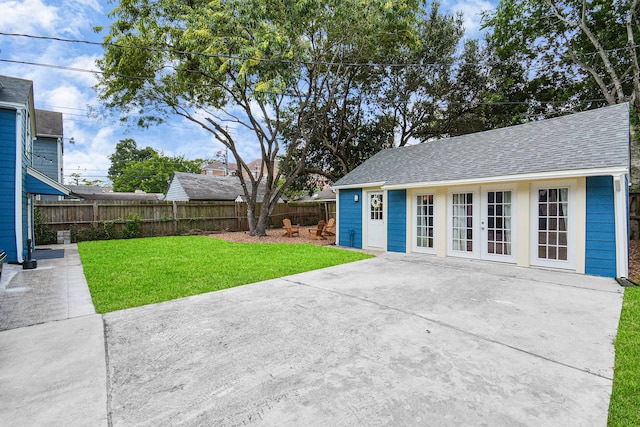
[35,109,63,137]
[166,172,279,202]
[0,75,33,106]
[202,160,238,174]
[334,104,630,188]
[297,186,337,202]
[66,185,163,201]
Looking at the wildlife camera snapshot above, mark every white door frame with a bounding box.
[447,187,480,258]
[366,190,385,249]
[447,186,517,263]
[529,180,576,270]
[480,185,517,263]
[412,191,437,254]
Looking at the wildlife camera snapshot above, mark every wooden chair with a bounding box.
[323,218,335,236]
[282,218,300,237]
[308,220,327,240]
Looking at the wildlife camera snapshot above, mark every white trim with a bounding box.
[410,191,437,254]
[529,180,577,271]
[365,190,385,249]
[15,110,24,263]
[614,174,629,277]
[480,185,517,263]
[26,166,71,195]
[332,181,386,190]
[0,101,28,110]
[382,166,628,190]
[447,187,480,258]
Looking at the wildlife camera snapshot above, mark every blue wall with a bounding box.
[387,190,406,252]
[0,108,17,262]
[338,189,363,248]
[585,176,617,277]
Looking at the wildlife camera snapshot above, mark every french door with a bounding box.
[448,187,516,262]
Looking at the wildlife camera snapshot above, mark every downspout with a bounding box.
[613,173,629,278]
[14,109,24,263]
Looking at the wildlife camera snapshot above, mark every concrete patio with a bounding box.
[0,244,624,426]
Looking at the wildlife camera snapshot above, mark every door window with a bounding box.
[370,193,383,220]
[416,194,434,249]
[452,192,473,252]
[486,191,512,256]
[537,188,569,261]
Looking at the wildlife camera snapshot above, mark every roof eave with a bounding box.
[381,166,629,190]
[332,181,386,190]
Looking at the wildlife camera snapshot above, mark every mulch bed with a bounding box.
[209,227,336,246]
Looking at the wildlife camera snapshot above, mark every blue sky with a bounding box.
[0,0,495,185]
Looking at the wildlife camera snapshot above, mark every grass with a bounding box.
[608,286,640,426]
[78,236,373,313]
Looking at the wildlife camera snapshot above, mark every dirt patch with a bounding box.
[629,240,640,282]
[209,227,336,246]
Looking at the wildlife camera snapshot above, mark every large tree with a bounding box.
[108,138,156,182]
[108,138,204,193]
[113,153,204,193]
[96,0,422,236]
[482,0,640,117]
[280,2,493,190]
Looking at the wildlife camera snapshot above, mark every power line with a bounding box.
[2,31,639,67]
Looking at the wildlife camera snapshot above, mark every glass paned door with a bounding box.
[452,192,473,252]
[416,194,434,249]
[537,188,568,261]
[485,190,512,256]
[367,192,385,248]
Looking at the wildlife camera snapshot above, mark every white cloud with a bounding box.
[0,0,61,34]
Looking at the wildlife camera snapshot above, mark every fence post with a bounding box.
[172,201,178,235]
[93,201,99,228]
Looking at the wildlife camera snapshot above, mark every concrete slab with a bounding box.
[104,253,623,426]
[0,314,108,426]
[0,244,95,331]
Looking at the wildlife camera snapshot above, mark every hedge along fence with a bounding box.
[34,199,333,243]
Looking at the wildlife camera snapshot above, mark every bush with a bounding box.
[34,208,57,245]
[121,214,141,239]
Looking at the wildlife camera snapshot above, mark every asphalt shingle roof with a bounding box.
[334,103,630,188]
[35,109,63,136]
[171,172,272,201]
[0,75,33,106]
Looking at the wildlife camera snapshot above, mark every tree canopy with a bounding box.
[108,139,204,193]
[482,0,640,118]
[96,0,467,235]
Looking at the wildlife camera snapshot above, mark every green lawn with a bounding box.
[608,286,640,426]
[78,236,373,313]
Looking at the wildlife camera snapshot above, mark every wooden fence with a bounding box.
[34,199,334,242]
[630,192,640,240]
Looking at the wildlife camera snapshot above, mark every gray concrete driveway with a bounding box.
[105,253,623,426]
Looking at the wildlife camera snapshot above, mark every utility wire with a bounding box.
[2,31,639,67]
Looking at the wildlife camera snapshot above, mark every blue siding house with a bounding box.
[0,75,70,263]
[33,109,65,201]
[334,104,630,278]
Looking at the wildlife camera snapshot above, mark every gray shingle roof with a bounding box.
[169,172,273,201]
[35,109,63,136]
[0,75,33,105]
[334,103,630,188]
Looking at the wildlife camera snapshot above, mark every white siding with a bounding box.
[164,178,189,201]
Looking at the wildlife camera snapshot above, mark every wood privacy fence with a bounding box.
[34,200,334,242]
[629,192,640,240]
